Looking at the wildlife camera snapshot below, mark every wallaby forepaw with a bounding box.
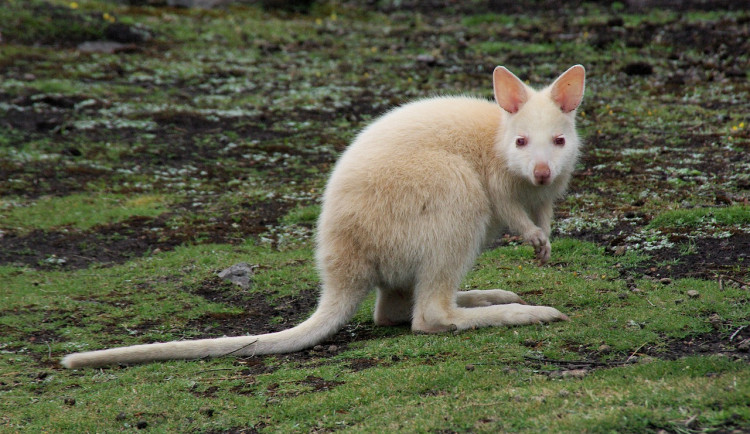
[535,242,551,264]
[524,228,551,264]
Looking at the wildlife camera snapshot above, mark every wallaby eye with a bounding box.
[515,137,528,147]
[554,136,565,146]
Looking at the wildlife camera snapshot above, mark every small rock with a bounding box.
[416,54,438,66]
[562,369,588,379]
[465,364,475,371]
[218,263,255,289]
[327,345,338,353]
[708,313,722,329]
[627,320,644,329]
[598,344,612,353]
[687,290,700,299]
[77,41,138,54]
[659,278,672,285]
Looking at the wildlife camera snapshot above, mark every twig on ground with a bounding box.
[196,368,236,374]
[523,355,632,368]
[223,339,259,357]
[722,275,749,288]
[626,342,647,363]
[195,375,256,382]
[730,325,747,341]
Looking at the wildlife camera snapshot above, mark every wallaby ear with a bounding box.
[493,66,529,114]
[550,65,585,113]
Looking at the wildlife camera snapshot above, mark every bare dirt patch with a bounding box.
[631,233,750,280]
[646,327,750,362]
[0,200,292,270]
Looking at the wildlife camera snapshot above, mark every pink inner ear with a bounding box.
[493,67,528,114]
[551,65,585,113]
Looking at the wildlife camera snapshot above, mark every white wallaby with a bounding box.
[62,65,585,369]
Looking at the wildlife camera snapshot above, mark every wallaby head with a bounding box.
[493,65,585,187]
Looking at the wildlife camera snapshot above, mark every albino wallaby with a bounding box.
[62,65,585,368]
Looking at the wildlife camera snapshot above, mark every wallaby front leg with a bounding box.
[499,203,551,264]
[532,202,553,238]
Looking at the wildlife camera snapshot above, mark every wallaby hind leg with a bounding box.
[456,289,526,307]
[374,288,414,326]
[412,278,567,334]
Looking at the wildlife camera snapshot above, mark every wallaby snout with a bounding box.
[533,163,551,185]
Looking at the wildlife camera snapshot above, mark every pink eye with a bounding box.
[515,137,527,147]
[554,136,565,146]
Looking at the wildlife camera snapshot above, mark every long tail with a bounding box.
[61,292,362,369]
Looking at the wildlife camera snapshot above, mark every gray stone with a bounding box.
[77,41,136,54]
[218,262,255,289]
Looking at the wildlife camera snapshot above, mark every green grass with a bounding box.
[0,0,110,46]
[648,205,750,230]
[1,239,748,431]
[0,193,170,231]
[281,204,321,226]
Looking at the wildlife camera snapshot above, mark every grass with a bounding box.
[1,239,748,431]
[648,205,750,230]
[0,0,748,432]
[0,193,170,232]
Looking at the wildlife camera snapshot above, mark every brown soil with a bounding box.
[0,200,292,270]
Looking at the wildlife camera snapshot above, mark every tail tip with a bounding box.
[60,354,80,369]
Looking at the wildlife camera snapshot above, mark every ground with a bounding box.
[0,0,748,432]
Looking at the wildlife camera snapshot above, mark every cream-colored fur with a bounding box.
[61,65,585,368]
